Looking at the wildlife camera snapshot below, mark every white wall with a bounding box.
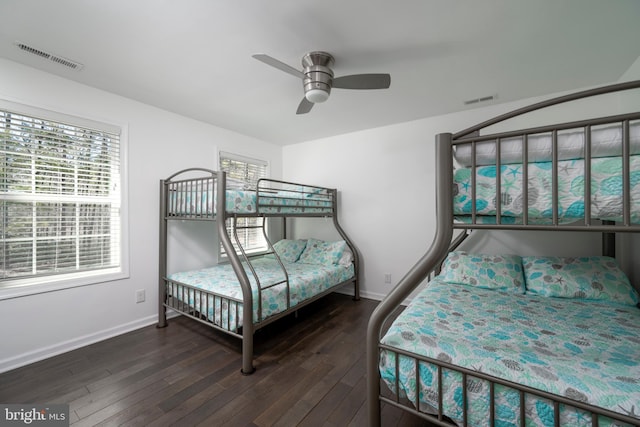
[0,59,282,372]
[283,78,640,300]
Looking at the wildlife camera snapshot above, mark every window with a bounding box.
[0,100,126,295]
[219,151,268,255]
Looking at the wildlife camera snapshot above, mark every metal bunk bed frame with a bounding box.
[367,80,640,426]
[158,169,360,375]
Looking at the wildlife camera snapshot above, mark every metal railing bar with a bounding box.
[584,126,592,225]
[471,142,477,224]
[394,353,400,404]
[623,120,631,226]
[378,344,640,425]
[495,138,502,225]
[437,365,444,420]
[489,381,495,427]
[552,130,558,225]
[523,134,529,225]
[452,223,640,232]
[462,371,468,427]
[414,358,420,411]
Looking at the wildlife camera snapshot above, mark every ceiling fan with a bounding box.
[252,51,391,114]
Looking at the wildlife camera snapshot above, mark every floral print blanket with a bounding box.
[453,155,640,224]
[379,279,640,426]
[168,258,354,329]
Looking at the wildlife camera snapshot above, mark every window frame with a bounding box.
[218,151,269,258]
[0,99,129,300]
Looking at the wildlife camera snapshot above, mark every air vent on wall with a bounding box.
[15,42,84,71]
[464,94,496,105]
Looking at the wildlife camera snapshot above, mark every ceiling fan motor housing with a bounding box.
[302,52,334,103]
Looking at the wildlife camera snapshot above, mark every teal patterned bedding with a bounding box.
[379,279,640,426]
[226,190,332,214]
[453,155,640,224]
[167,258,354,329]
[169,189,332,215]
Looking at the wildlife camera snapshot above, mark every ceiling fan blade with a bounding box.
[296,98,314,115]
[332,74,391,90]
[252,54,305,79]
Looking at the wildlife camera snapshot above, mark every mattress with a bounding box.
[167,257,354,328]
[454,121,640,167]
[453,154,640,224]
[379,279,640,426]
[168,188,333,216]
[227,189,332,214]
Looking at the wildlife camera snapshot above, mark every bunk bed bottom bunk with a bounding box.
[159,237,358,374]
[164,257,355,330]
[379,253,640,427]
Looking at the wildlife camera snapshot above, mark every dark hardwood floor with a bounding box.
[0,293,433,426]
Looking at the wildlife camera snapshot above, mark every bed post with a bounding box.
[217,172,256,375]
[158,179,168,328]
[602,220,616,258]
[366,133,454,427]
[332,189,360,300]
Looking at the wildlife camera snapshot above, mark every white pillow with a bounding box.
[338,246,354,266]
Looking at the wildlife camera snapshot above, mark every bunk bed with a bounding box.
[158,170,359,374]
[367,80,640,426]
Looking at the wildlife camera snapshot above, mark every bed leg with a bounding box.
[157,306,167,328]
[241,366,255,375]
[353,281,360,301]
[241,328,256,375]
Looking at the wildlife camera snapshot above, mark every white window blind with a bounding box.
[1,104,122,285]
[219,152,268,255]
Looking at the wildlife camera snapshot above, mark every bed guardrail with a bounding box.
[379,344,640,427]
[163,168,217,220]
[255,177,335,217]
[163,278,243,336]
[452,111,640,232]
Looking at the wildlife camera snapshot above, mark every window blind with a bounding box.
[1,107,122,283]
[219,152,268,254]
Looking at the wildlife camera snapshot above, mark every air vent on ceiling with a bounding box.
[464,94,496,105]
[15,42,84,71]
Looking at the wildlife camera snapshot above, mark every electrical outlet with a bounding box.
[135,289,145,303]
[384,273,392,284]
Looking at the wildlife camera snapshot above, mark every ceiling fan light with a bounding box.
[305,88,329,103]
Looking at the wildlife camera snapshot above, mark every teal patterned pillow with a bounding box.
[523,256,639,305]
[440,251,525,293]
[298,238,346,266]
[265,239,307,263]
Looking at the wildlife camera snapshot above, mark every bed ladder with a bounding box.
[230,215,291,322]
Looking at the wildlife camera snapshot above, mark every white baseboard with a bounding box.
[0,313,176,374]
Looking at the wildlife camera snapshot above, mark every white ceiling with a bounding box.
[1,0,639,145]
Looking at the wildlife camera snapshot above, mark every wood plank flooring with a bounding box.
[0,293,434,426]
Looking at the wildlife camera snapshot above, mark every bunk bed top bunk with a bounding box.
[163,168,336,218]
[367,80,640,427]
[159,168,359,375]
